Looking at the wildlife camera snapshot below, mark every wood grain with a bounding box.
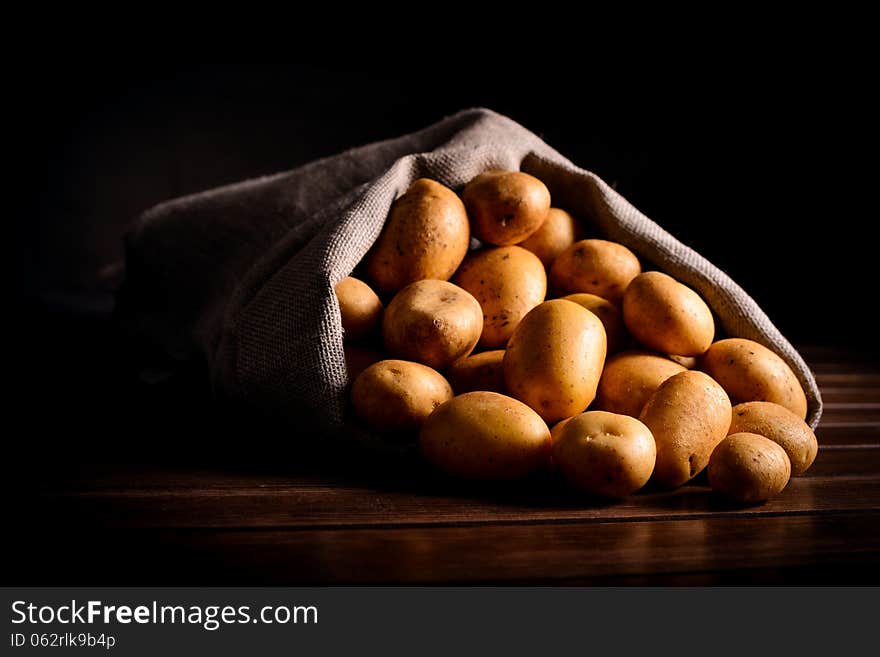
[7,346,880,585]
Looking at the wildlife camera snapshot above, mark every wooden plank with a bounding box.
[36,469,880,531]
[12,512,877,585]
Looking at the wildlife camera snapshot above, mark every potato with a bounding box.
[504,299,607,423]
[343,345,384,383]
[639,370,732,488]
[729,401,818,475]
[700,338,808,420]
[516,207,580,267]
[623,271,715,356]
[453,245,547,347]
[419,391,551,479]
[446,350,506,394]
[352,360,453,435]
[552,411,656,497]
[667,354,698,369]
[335,276,383,342]
[462,170,551,246]
[595,350,687,417]
[382,280,483,370]
[708,432,791,503]
[549,239,641,302]
[365,178,470,294]
[561,293,626,354]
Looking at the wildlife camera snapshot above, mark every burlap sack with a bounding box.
[119,108,822,438]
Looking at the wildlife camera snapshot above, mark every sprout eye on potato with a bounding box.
[344,170,812,500]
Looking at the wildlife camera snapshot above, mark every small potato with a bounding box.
[453,245,547,347]
[420,391,552,480]
[352,360,453,435]
[343,345,384,383]
[552,411,656,498]
[708,432,791,503]
[516,207,580,267]
[549,239,641,302]
[700,338,808,420]
[595,350,687,417]
[729,401,818,475]
[667,354,698,369]
[366,178,470,294]
[639,370,732,488]
[335,276,383,342]
[383,280,483,370]
[504,299,607,424]
[562,293,627,354]
[623,271,715,356]
[446,350,506,394]
[462,170,551,246]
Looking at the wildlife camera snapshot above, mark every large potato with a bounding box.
[549,239,641,302]
[365,178,470,294]
[335,276,383,342]
[639,370,732,488]
[462,170,551,246]
[708,432,791,503]
[420,391,551,479]
[446,350,506,394]
[561,293,627,354]
[504,299,607,424]
[516,207,580,267]
[595,350,686,417]
[352,360,453,435]
[552,411,656,497]
[453,245,547,347]
[383,280,483,370]
[729,401,818,475]
[700,338,808,420]
[623,271,715,356]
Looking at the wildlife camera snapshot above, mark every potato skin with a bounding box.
[453,246,547,348]
[335,276,383,342]
[668,354,698,369]
[700,338,808,420]
[352,360,453,435]
[446,350,506,394]
[552,411,656,497]
[596,350,687,417]
[549,239,641,302]
[503,299,607,424]
[516,207,580,267]
[708,432,791,503]
[365,178,470,294]
[729,401,818,475]
[382,280,483,370]
[419,391,552,480]
[639,370,732,488]
[462,170,551,246]
[623,271,715,356]
[562,293,626,354]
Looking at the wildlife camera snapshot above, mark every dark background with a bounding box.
[9,48,875,465]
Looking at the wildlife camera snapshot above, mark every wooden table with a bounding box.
[8,346,880,585]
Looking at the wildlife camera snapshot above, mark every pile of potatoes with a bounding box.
[338,171,818,503]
